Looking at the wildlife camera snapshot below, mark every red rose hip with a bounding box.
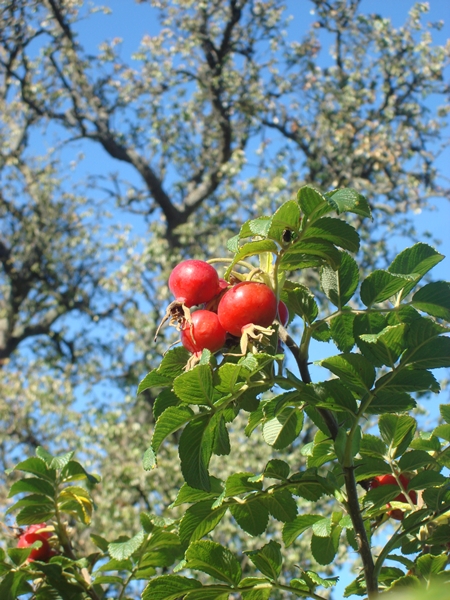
[17,523,52,562]
[370,474,417,520]
[168,260,219,308]
[217,281,277,337]
[181,310,227,353]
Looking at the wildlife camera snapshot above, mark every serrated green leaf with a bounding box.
[0,571,32,599]
[213,415,230,456]
[268,201,301,243]
[179,500,227,546]
[153,388,179,420]
[264,460,290,480]
[230,499,269,536]
[6,494,54,516]
[179,414,217,491]
[8,477,54,498]
[388,243,444,298]
[15,503,54,525]
[297,186,330,219]
[214,363,245,395]
[307,380,358,414]
[361,270,414,307]
[354,457,391,481]
[279,239,341,271]
[411,281,450,320]
[359,434,387,457]
[375,369,440,394]
[61,461,99,484]
[366,390,416,414]
[407,471,447,490]
[281,282,318,324]
[318,353,375,392]
[379,415,416,457]
[312,517,332,537]
[171,478,223,507]
[433,424,450,442]
[262,407,304,449]
[108,530,145,560]
[11,457,54,481]
[261,488,297,523]
[224,240,278,278]
[398,450,435,472]
[415,553,448,578]
[403,336,450,370]
[325,188,371,218]
[90,534,109,552]
[142,575,202,600]
[143,446,157,471]
[239,578,272,600]
[173,364,214,405]
[158,346,192,378]
[185,541,242,586]
[225,473,262,496]
[282,515,323,547]
[330,311,356,352]
[320,252,359,308]
[310,527,341,565]
[138,370,172,394]
[358,324,406,367]
[440,405,450,424]
[303,217,359,252]
[152,405,194,452]
[245,541,282,580]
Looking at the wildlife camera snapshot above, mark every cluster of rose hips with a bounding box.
[369,474,417,521]
[16,523,54,562]
[163,259,288,358]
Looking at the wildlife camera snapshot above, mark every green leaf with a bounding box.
[264,460,290,480]
[318,353,375,392]
[411,281,450,320]
[361,270,414,307]
[213,416,230,456]
[308,380,358,414]
[49,451,75,471]
[267,201,301,243]
[359,434,387,457]
[230,500,269,536]
[330,311,356,352]
[403,336,450,370]
[303,217,359,252]
[388,243,444,297]
[239,578,272,600]
[366,390,416,414]
[185,541,242,586]
[297,186,330,219]
[138,370,172,394]
[152,405,194,452]
[143,446,157,471]
[179,500,227,547]
[407,471,447,490]
[142,575,202,600]
[214,363,245,395]
[179,414,216,491]
[310,527,341,565]
[325,188,371,218]
[261,489,297,523]
[6,494,54,516]
[60,461,99,484]
[321,251,359,309]
[11,457,54,481]
[279,239,341,271]
[158,346,191,378]
[173,364,214,406]
[153,389,179,420]
[440,405,450,424]
[354,457,391,481]
[15,503,55,525]
[225,473,262,496]
[245,541,282,580]
[415,553,448,578]
[108,530,145,560]
[224,240,278,278]
[262,407,304,449]
[281,282,318,324]
[379,415,416,458]
[398,450,436,472]
[358,324,406,367]
[0,571,32,600]
[283,515,323,547]
[375,369,440,394]
[8,477,54,498]
[312,517,332,537]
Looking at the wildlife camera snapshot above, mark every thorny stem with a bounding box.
[279,325,378,597]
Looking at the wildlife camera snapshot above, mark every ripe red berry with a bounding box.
[277,300,289,327]
[17,523,52,562]
[370,474,417,520]
[217,281,277,337]
[181,310,227,354]
[168,260,219,308]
